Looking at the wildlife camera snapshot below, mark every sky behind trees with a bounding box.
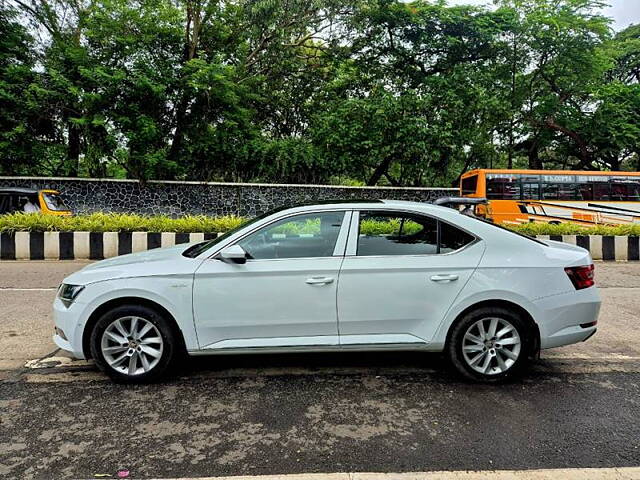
[448,0,640,29]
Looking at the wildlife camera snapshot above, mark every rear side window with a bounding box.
[357,211,475,256]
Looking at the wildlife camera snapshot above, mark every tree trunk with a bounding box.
[544,117,590,166]
[528,139,542,169]
[67,122,81,177]
[367,157,393,186]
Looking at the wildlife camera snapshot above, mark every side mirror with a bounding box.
[217,244,247,264]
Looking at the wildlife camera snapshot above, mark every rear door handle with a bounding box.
[430,274,459,283]
[306,277,334,285]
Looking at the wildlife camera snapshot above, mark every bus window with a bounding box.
[577,184,593,201]
[461,175,478,195]
[522,183,540,200]
[487,176,520,199]
[541,184,559,200]
[593,183,611,201]
[558,184,578,200]
[611,183,640,201]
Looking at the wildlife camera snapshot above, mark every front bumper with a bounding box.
[52,296,86,359]
[534,287,601,349]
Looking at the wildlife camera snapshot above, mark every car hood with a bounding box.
[63,243,200,285]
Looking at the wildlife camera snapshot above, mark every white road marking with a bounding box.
[0,287,57,291]
[157,467,640,480]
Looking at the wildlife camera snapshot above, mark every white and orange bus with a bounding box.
[460,169,640,226]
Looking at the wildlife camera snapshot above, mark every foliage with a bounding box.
[4,213,639,237]
[509,222,640,237]
[0,213,245,233]
[1,0,639,186]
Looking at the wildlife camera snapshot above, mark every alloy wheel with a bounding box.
[100,316,164,376]
[461,317,522,375]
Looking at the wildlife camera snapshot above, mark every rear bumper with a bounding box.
[534,287,601,349]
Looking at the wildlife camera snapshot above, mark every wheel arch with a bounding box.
[444,299,540,358]
[82,297,187,359]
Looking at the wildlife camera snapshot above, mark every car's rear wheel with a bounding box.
[447,307,532,383]
[90,305,176,383]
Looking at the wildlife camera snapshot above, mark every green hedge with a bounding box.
[508,223,640,237]
[0,213,245,233]
[1,212,639,237]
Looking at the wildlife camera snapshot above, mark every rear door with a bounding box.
[337,209,485,346]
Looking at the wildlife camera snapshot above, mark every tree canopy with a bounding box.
[1,0,638,186]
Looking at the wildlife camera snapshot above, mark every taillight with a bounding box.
[565,264,595,290]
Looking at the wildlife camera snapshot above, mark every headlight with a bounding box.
[58,284,85,308]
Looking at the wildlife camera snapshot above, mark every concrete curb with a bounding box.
[153,467,640,480]
[0,232,638,261]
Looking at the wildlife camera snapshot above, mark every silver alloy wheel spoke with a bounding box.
[105,331,126,345]
[462,317,521,376]
[464,333,484,345]
[129,317,139,337]
[463,344,484,353]
[140,345,161,358]
[101,316,163,376]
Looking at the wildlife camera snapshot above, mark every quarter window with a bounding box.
[357,211,474,256]
[440,222,476,253]
[238,211,345,260]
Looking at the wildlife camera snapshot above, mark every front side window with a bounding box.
[238,211,345,260]
[357,211,474,256]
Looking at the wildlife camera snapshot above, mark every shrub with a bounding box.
[0,212,246,233]
[509,222,640,237]
[1,212,639,236]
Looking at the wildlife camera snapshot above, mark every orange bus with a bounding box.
[460,169,640,226]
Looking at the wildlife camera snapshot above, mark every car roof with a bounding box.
[281,199,449,212]
[0,187,38,195]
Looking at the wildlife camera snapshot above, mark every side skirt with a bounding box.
[188,342,442,356]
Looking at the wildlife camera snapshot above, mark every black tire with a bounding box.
[446,306,533,383]
[90,304,177,383]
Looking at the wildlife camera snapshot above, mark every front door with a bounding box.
[193,210,350,350]
[337,210,485,346]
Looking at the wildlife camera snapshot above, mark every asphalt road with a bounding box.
[1,261,640,479]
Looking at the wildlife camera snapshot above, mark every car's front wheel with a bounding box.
[447,306,532,382]
[90,305,176,383]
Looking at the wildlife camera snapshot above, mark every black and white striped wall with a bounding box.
[0,232,638,261]
[536,235,640,261]
[0,232,220,260]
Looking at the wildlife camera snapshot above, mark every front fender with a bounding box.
[72,276,198,354]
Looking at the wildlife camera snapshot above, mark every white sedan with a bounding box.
[53,200,600,383]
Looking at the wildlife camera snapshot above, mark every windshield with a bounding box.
[182,208,285,258]
[42,193,69,212]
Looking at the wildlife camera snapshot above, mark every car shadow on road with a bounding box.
[173,350,457,381]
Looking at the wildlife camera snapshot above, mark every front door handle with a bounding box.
[430,274,459,283]
[306,277,334,285]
